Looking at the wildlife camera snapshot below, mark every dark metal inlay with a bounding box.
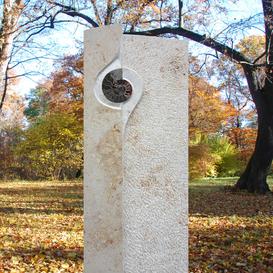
[102,69,133,103]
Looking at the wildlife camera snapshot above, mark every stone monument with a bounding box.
[84,25,188,273]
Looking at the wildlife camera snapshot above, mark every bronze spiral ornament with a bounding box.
[102,69,133,103]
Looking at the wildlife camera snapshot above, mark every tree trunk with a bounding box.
[235,122,273,193]
[235,68,273,193]
[0,0,23,110]
[236,0,273,193]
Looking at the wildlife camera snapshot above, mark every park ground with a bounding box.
[0,178,272,273]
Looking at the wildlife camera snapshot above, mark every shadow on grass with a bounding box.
[189,184,273,217]
[0,185,83,198]
[0,182,83,215]
[0,205,83,215]
[0,246,83,262]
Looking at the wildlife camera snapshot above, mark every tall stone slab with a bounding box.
[84,25,188,273]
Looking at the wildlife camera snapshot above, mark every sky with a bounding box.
[17,21,87,96]
[15,0,264,97]
[228,0,262,17]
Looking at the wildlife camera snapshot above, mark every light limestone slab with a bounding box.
[84,25,123,273]
[84,25,188,273]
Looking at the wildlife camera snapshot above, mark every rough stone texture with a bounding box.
[84,25,188,273]
[122,36,188,273]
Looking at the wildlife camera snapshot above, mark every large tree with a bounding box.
[52,0,272,193]
[137,1,273,193]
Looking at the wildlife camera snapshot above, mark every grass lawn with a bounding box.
[0,181,83,272]
[189,177,273,273]
[0,178,272,272]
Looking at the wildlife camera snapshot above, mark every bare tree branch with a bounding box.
[253,51,266,64]
[0,64,9,112]
[48,1,99,27]
[127,27,251,65]
[62,10,99,27]
[90,0,103,26]
[8,56,59,70]
[178,0,183,27]
[6,71,48,80]
[105,0,113,25]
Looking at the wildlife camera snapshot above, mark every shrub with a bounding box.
[15,112,83,180]
[189,134,242,180]
[206,135,243,177]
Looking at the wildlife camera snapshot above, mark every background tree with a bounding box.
[189,75,241,179]
[211,36,266,166]
[24,86,50,121]
[189,75,235,137]
[52,0,272,193]
[48,53,83,120]
[0,91,24,179]
[15,112,83,179]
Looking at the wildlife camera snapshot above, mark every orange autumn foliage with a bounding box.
[189,76,236,137]
[227,127,257,163]
[47,54,237,142]
[49,54,83,120]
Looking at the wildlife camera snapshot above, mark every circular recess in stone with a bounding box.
[102,69,133,103]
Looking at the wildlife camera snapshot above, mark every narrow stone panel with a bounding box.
[122,35,188,273]
[84,25,123,273]
[84,25,188,273]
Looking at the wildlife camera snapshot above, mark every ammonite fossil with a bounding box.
[102,69,133,103]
